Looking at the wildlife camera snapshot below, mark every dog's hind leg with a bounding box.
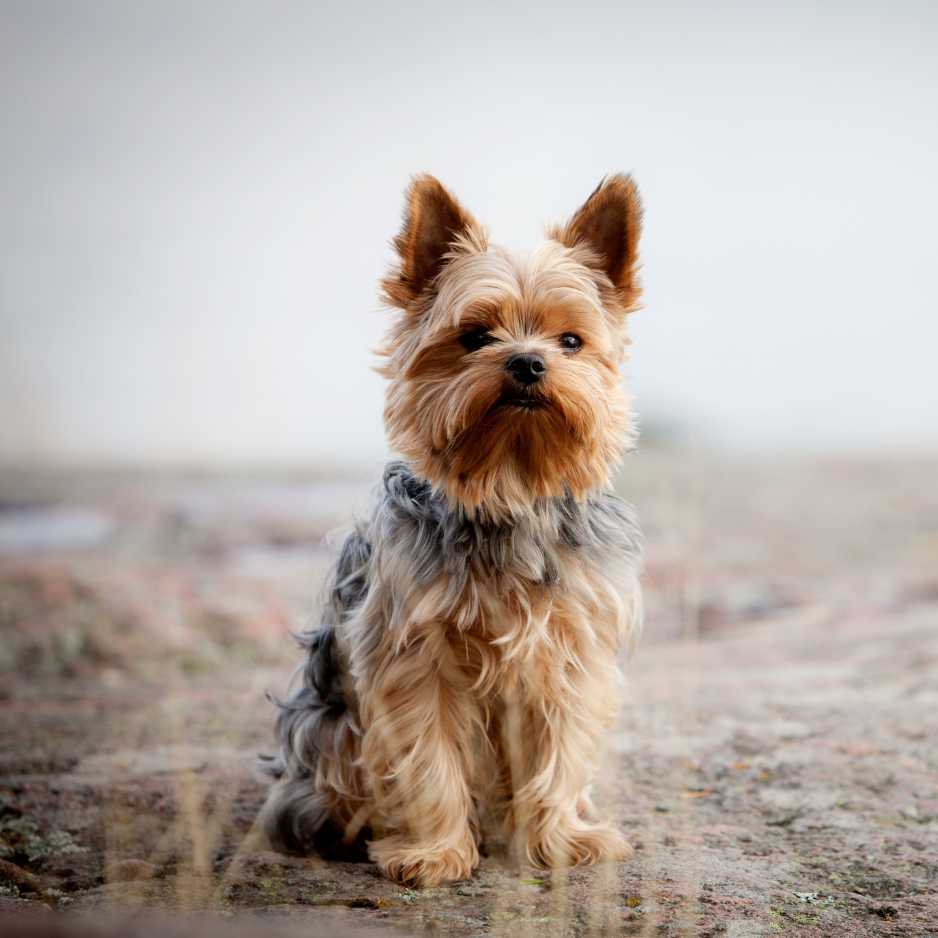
[258,626,370,859]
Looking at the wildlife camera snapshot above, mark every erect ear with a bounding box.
[554,174,643,308]
[383,174,482,308]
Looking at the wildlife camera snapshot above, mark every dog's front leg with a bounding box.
[358,626,480,887]
[502,643,632,870]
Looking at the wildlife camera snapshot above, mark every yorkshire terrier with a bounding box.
[260,174,644,887]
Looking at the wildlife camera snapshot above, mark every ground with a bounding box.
[0,450,936,937]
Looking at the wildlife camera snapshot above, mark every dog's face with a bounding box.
[379,175,643,517]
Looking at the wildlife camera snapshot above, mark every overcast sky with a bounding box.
[2,1,937,467]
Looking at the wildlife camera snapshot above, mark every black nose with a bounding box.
[506,353,546,386]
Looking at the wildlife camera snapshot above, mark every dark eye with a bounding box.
[459,327,496,352]
[560,333,583,352]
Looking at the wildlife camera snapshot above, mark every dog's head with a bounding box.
[379,175,643,518]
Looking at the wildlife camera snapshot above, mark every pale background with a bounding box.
[2,6,938,931]
[3,0,937,468]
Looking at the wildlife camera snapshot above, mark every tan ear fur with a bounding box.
[553,174,643,310]
[382,175,481,309]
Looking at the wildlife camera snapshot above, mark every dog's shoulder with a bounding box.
[558,491,643,563]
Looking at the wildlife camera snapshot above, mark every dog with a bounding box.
[259,174,644,887]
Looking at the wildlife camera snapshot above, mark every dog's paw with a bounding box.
[525,822,632,869]
[369,835,479,887]
[570,823,633,865]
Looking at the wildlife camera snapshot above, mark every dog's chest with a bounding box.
[428,509,636,671]
[376,461,642,647]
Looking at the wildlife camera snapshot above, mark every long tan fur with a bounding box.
[262,174,644,887]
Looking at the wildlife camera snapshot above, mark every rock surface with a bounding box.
[0,453,936,936]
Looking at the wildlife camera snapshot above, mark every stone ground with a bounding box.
[0,450,936,937]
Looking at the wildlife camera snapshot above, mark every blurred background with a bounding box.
[2,3,937,935]
[3,0,937,468]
